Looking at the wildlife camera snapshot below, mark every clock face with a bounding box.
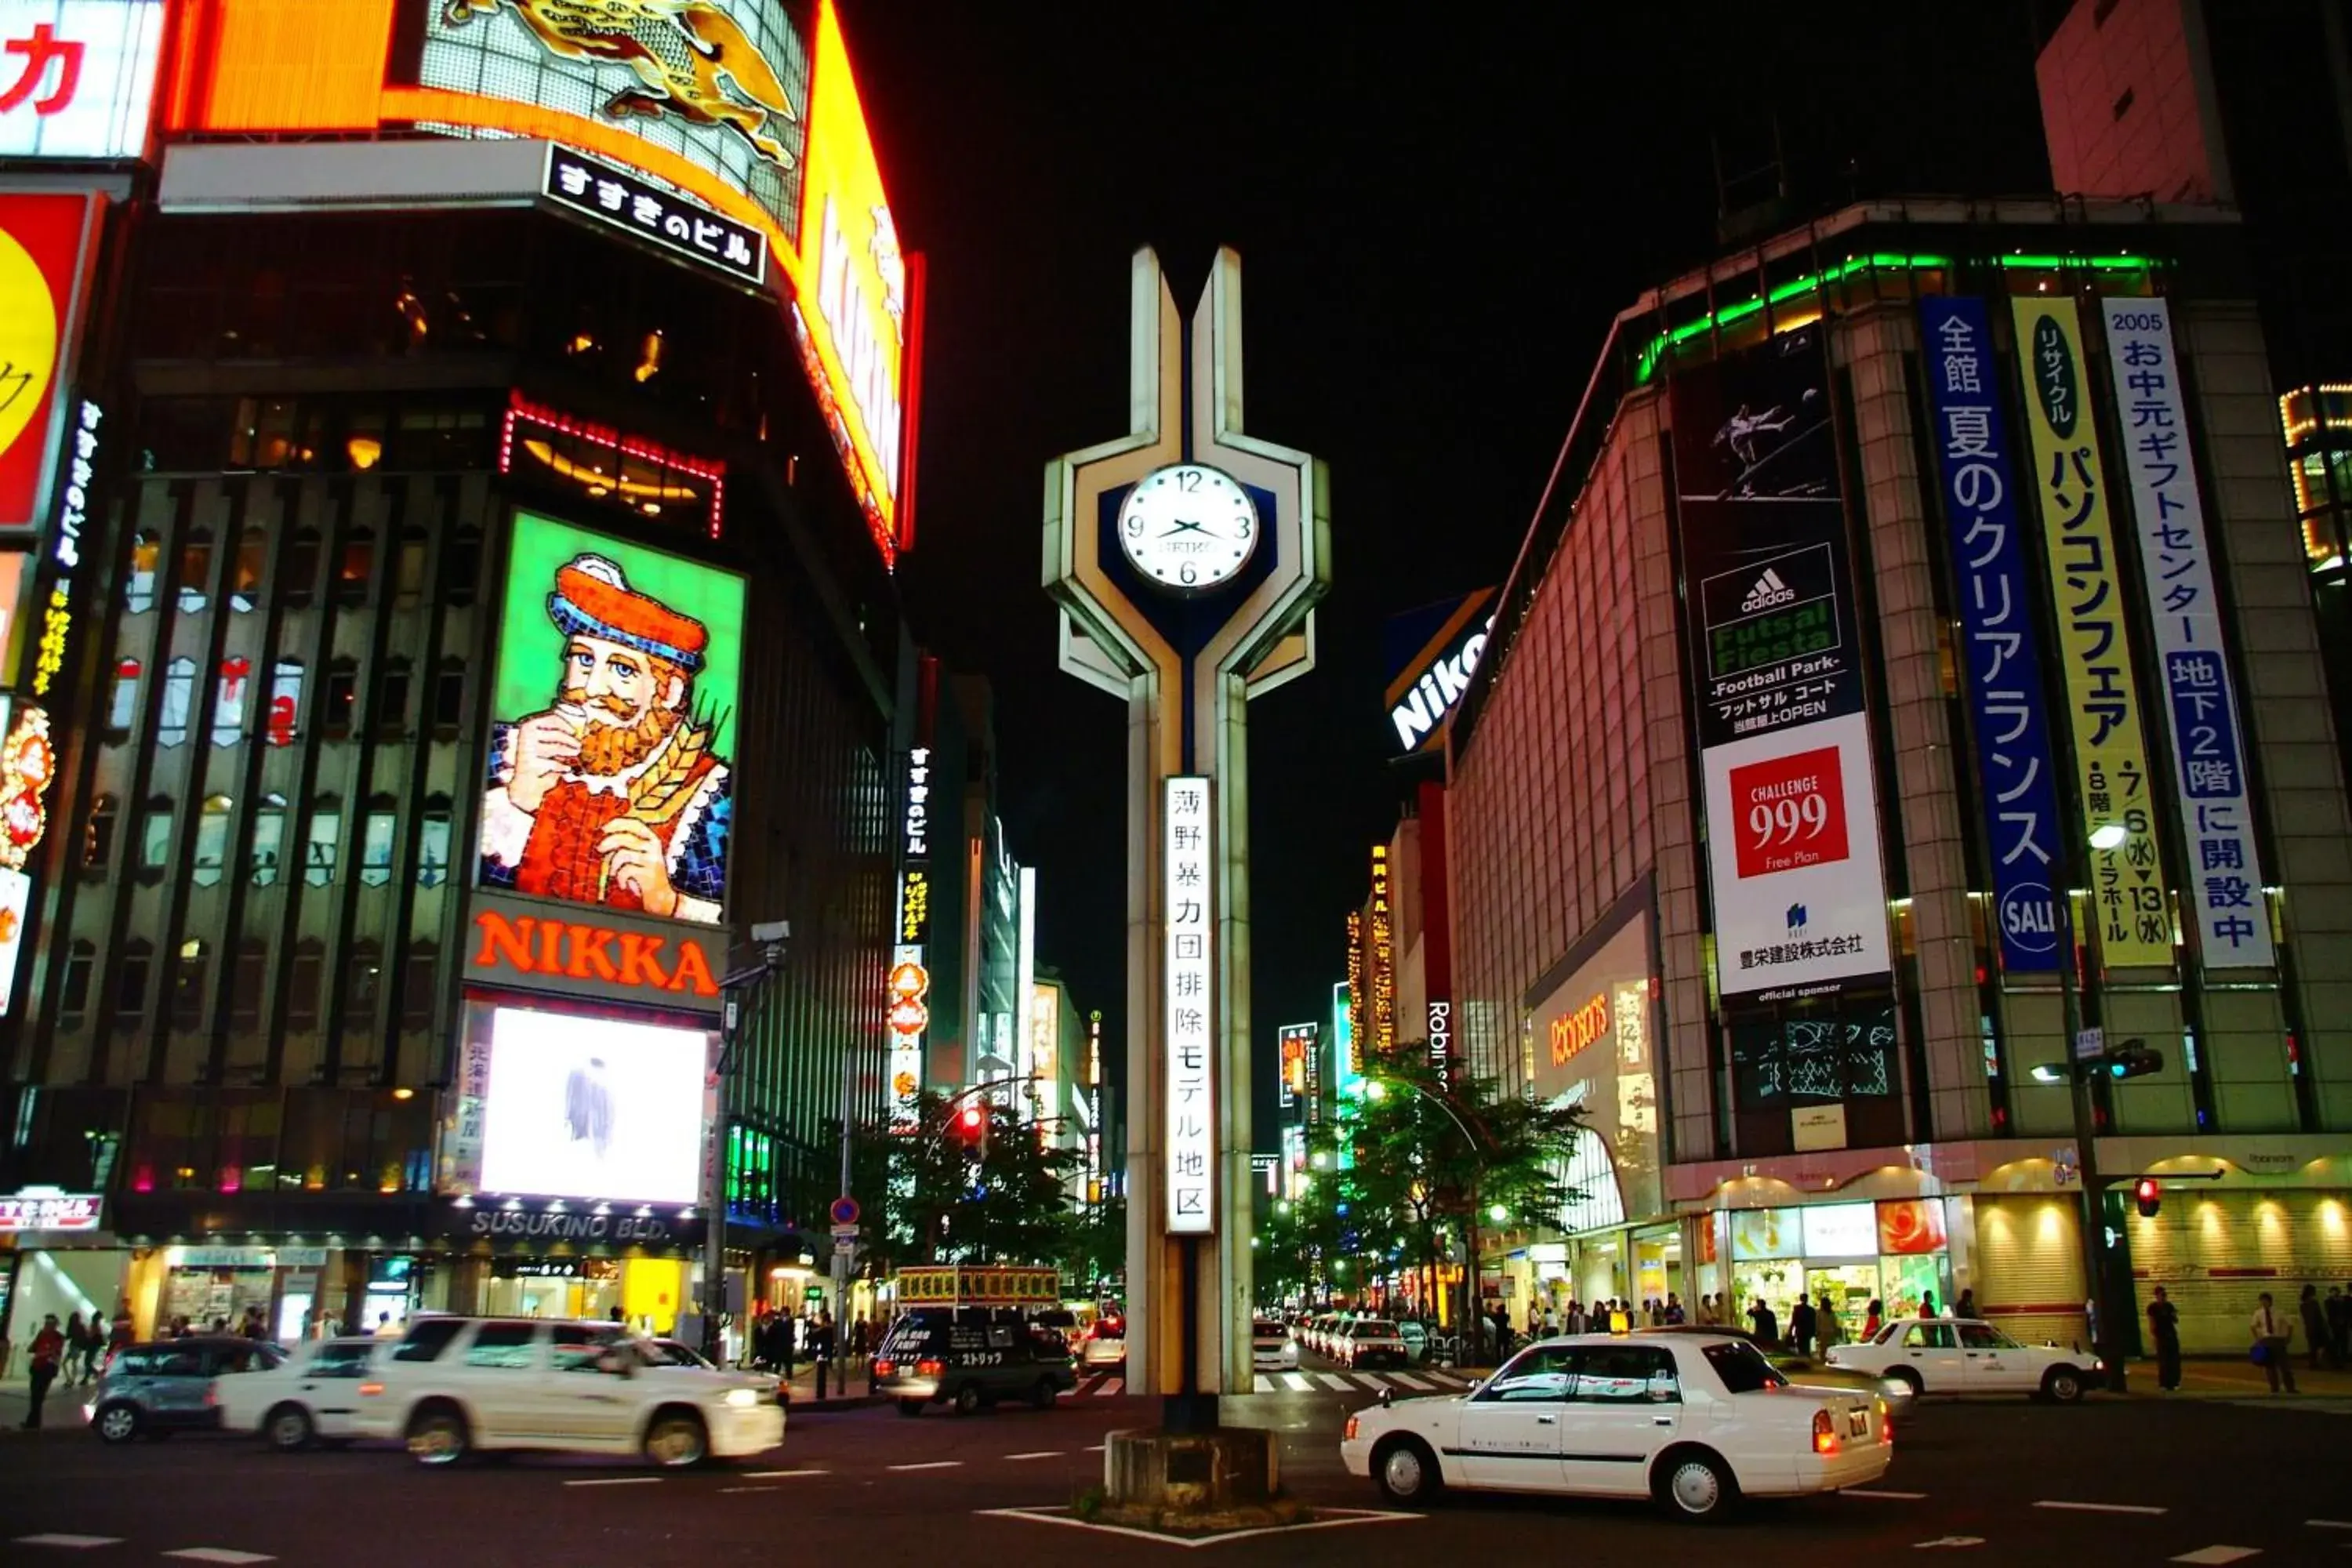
[1116,463,1259,591]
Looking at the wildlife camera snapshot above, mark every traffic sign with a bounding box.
[829,1196,861,1227]
[829,1222,860,1240]
[2071,1026,2104,1062]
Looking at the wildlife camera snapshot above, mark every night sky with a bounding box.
[852,2,2053,1139]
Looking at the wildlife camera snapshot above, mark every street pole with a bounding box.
[704,923,790,1365]
[2052,851,2125,1392]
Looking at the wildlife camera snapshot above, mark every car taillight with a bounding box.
[1343,1414,1359,1442]
[916,1359,944,1377]
[1880,1412,1893,1444]
[1812,1410,1837,1454]
[872,1359,895,1377]
[358,1381,383,1397]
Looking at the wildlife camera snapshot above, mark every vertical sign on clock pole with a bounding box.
[1164,775,1214,1234]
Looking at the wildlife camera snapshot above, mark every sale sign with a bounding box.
[1674,326,1893,1002]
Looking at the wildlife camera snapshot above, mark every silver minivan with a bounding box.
[87,1336,285,1443]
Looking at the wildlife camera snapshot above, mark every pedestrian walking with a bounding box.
[1816,1294,1844,1351]
[2251,1291,2299,1393]
[2299,1285,2329,1372]
[1790,1294,1817,1356]
[2146,1286,2183,1391]
[1697,1293,1719,1327]
[1664,1293,1685,1326]
[21,1313,65,1429]
[1862,1298,1885,1341]
[1955,1288,1977,1320]
[1748,1296,1779,1347]
[1919,1291,1940,1319]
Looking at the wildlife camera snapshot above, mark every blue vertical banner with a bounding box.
[1920,296,2065,973]
[2097,299,2274,968]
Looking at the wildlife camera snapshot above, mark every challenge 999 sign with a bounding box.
[1673,327,1893,1002]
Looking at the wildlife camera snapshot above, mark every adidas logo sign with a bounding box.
[1741,568,1796,612]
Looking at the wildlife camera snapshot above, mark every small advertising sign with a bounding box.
[543,143,768,288]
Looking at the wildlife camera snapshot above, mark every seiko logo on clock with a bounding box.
[1117,463,1259,590]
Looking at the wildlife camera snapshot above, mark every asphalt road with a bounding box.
[4,1360,2346,1566]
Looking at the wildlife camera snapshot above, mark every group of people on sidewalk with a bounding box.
[15,1307,133,1431]
[2143,1281,2352,1393]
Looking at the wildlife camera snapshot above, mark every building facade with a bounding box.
[2,0,913,1347]
[1449,198,2352,1356]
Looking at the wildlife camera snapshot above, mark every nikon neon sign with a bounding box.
[1384,588,1497,756]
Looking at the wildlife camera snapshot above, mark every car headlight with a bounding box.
[724,1388,759,1407]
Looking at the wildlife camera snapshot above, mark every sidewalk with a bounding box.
[2118,1355,2352,1400]
[768,1358,884,1414]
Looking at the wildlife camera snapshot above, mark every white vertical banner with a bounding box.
[1163,775,1214,1234]
[2099,299,2274,968]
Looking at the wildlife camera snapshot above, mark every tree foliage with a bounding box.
[844,1091,1087,1276]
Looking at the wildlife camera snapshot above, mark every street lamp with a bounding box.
[706,920,790,1361]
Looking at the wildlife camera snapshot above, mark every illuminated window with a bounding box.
[125,532,159,613]
[193,796,234,888]
[107,659,140,732]
[396,530,427,604]
[324,661,358,739]
[418,800,452,889]
[251,793,286,887]
[338,528,374,601]
[172,939,210,1032]
[158,657,198,747]
[265,659,303,746]
[232,528,267,612]
[212,656,253,746]
[115,939,154,1020]
[304,797,339,887]
[139,801,173,873]
[178,529,213,613]
[84,795,117,873]
[361,808,397,888]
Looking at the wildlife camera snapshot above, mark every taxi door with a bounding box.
[1556,1345,1682,1498]
[1894,1322,1965,1391]
[1453,1345,1574,1491]
[1957,1321,2031,1392]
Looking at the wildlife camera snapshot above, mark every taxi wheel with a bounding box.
[1029,1380,1058,1411]
[2042,1367,2085,1404]
[896,1399,926,1418]
[1888,1367,1925,1399]
[1655,1447,1738,1523]
[1371,1437,1442,1507]
[953,1383,983,1417]
[265,1403,316,1452]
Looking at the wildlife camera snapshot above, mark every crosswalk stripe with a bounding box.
[1253,1375,1274,1393]
[165,1554,276,1566]
[15,1538,125,1551]
[1316,1373,1353,1391]
[1388,1373,1436,1390]
[1282,1372,1313,1392]
[1093,1378,1123,1396]
[1424,1370,1470,1386]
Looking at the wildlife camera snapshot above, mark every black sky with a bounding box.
[851,2,2054,1139]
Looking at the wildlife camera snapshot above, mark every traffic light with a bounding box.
[953,1102,988,1157]
[2100,1039,2165,1081]
[2133,1178,2161,1218]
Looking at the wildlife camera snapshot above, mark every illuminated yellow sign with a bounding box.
[2011,296,2170,968]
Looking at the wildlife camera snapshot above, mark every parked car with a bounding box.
[873,1306,1079,1416]
[352,1316,782,1468]
[1251,1319,1299,1371]
[1341,1319,1410,1370]
[1341,1332,1892,1520]
[1823,1318,2100,1403]
[1635,1323,1915,1421]
[86,1336,285,1445]
[1397,1319,1431,1364]
[215,1335,381,1451]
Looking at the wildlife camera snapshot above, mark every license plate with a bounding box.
[1846,1409,1868,1438]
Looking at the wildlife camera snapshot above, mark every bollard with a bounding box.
[815,1355,829,1401]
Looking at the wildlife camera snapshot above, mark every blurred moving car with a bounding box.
[873,1306,1079,1416]
[215,1336,381,1450]
[1823,1318,2099,1403]
[648,1337,789,1409]
[1341,1333,1892,1520]
[87,1337,285,1445]
[1251,1319,1299,1371]
[1080,1311,1127,1370]
[354,1316,782,1468]
[1635,1323,1915,1421]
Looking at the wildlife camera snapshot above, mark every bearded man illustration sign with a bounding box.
[480,513,746,925]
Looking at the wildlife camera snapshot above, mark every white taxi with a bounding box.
[216,1335,383,1450]
[1822,1317,2100,1403]
[353,1316,784,1468]
[1341,1332,1891,1521]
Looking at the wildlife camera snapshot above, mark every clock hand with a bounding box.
[1160,519,1209,538]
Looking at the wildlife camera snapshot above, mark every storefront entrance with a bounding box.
[481,1260,622,1323]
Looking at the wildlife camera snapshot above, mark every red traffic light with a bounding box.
[956,1104,985,1135]
[2133,1178,2161,1218]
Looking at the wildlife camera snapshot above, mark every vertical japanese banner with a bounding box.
[1163,775,1214,1235]
[2099,299,2274,967]
[1673,325,1894,1002]
[2010,296,2172,968]
[1919,297,2065,973]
